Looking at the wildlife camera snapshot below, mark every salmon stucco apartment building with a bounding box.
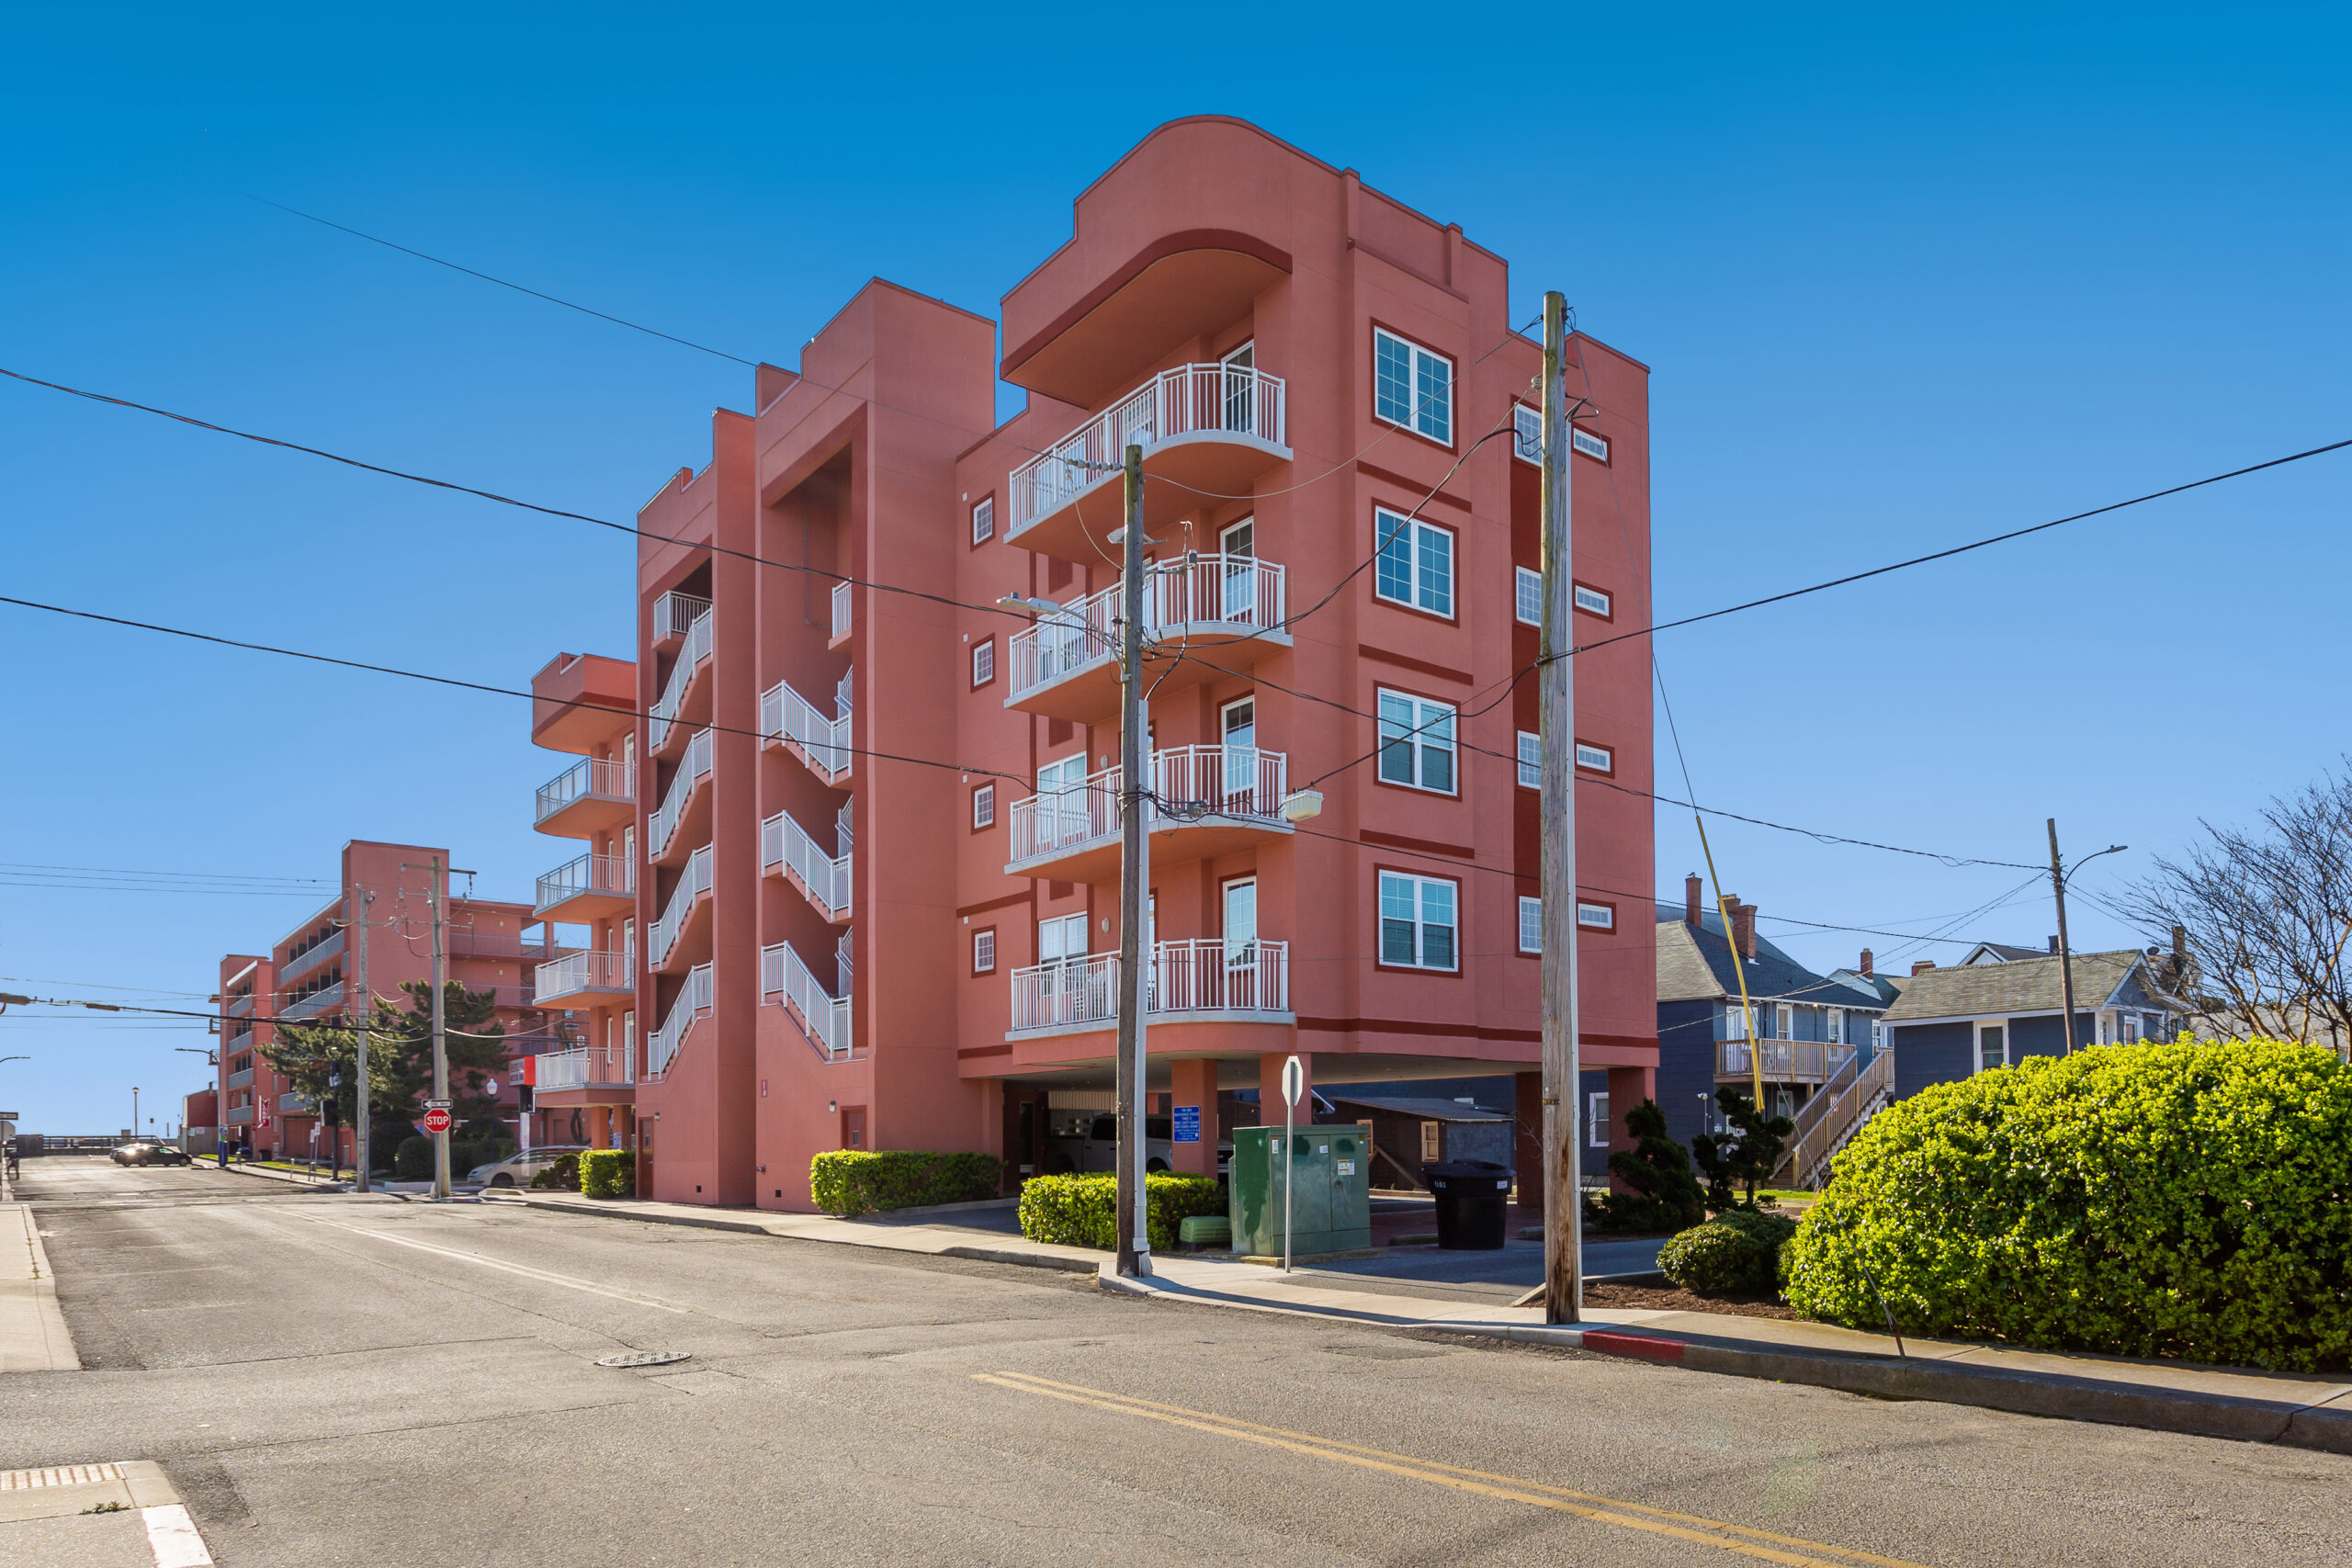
[525,117,1658,1209]
[215,840,558,1162]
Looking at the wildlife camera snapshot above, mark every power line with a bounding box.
[0,860,325,886]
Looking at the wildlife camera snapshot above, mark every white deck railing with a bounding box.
[648,728,713,859]
[650,608,714,750]
[534,1042,634,1091]
[1009,364,1286,536]
[762,675,852,784]
[534,949,632,1002]
[645,963,712,1081]
[1718,1039,1857,1083]
[761,808,852,920]
[534,852,634,915]
[831,580,851,639]
[279,981,345,1021]
[1009,938,1289,1032]
[762,941,852,1059]
[536,756,634,825]
[648,845,713,970]
[1006,555,1285,702]
[1008,746,1286,864]
[652,590,711,648]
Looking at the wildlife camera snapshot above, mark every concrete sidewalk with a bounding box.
[1,1202,79,1372]
[484,1186,2352,1454]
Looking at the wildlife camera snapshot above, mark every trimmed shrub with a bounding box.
[1658,1210,1795,1296]
[1783,1039,2352,1371]
[579,1149,635,1199]
[528,1152,581,1191]
[391,1136,435,1180]
[1018,1173,1225,1250]
[1586,1099,1708,1234]
[809,1150,1003,1217]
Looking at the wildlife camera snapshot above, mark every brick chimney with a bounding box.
[1685,874,1703,928]
[1859,948,1873,978]
[1911,959,1937,976]
[1731,902,1757,960]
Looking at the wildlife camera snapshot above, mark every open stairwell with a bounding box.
[1773,1050,1895,1190]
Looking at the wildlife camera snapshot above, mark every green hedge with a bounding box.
[528,1152,581,1191]
[1783,1039,2352,1371]
[1018,1173,1224,1250]
[579,1149,636,1200]
[1658,1209,1797,1296]
[809,1150,1002,1217]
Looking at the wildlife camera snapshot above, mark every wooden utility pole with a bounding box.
[2049,818,2079,1053]
[1114,443,1150,1279]
[1538,290,1582,1325]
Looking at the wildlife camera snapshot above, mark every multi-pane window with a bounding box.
[1516,731,1540,789]
[971,496,994,545]
[1374,327,1453,444]
[1377,690,1457,794]
[1574,582,1611,617]
[1512,402,1541,463]
[1519,896,1541,953]
[1577,902,1615,931]
[971,783,995,829]
[1374,508,1453,615]
[1571,427,1610,462]
[971,637,995,687]
[972,929,996,974]
[1515,565,1542,626]
[1575,741,1612,774]
[1379,871,1458,971]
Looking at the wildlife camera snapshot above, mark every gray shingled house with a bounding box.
[1878,948,2189,1100]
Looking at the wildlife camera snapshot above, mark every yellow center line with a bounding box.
[976,1371,1937,1568]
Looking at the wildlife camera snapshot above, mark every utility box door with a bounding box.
[1227,1125,1370,1257]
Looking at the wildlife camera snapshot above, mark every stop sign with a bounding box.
[421,1107,453,1135]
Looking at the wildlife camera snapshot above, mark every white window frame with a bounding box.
[1577,902,1615,931]
[1518,896,1541,953]
[1571,427,1609,462]
[1516,730,1540,790]
[1573,582,1611,617]
[1588,1091,1611,1147]
[971,782,995,829]
[1724,1004,1750,1041]
[1378,870,1460,972]
[972,929,996,974]
[1374,326,1453,445]
[1376,688,1458,795]
[1374,507,1453,617]
[1515,565,1542,626]
[1826,1009,1845,1045]
[1978,1021,2009,1071]
[1511,402,1541,464]
[970,496,994,545]
[1038,911,1088,965]
[971,637,995,688]
[1574,741,1613,774]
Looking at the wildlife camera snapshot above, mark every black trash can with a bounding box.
[1421,1159,1513,1249]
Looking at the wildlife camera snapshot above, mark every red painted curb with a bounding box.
[1582,1330,1686,1364]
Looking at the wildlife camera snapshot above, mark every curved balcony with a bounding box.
[534,852,634,922]
[1007,364,1288,562]
[761,807,851,923]
[648,728,714,863]
[649,845,714,974]
[762,940,852,1061]
[762,673,852,785]
[1006,746,1290,884]
[650,606,714,755]
[535,755,635,838]
[535,949,634,1007]
[1008,938,1289,1040]
[1006,555,1288,723]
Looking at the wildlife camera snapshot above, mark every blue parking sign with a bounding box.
[1171,1104,1201,1144]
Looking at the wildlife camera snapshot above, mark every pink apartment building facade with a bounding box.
[530,117,1658,1209]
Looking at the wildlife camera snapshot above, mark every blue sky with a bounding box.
[5,5,2347,1130]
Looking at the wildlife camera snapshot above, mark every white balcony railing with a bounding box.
[652,590,711,649]
[648,728,714,859]
[535,852,634,915]
[1008,746,1287,865]
[649,845,713,971]
[1009,364,1286,536]
[650,607,714,751]
[761,808,852,920]
[535,1043,635,1092]
[226,994,254,1018]
[279,929,345,985]
[645,963,712,1082]
[279,981,345,1021]
[1718,1039,1858,1083]
[534,949,632,1003]
[535,756,635,825]
[1009,938,1289,1033]
[1006,556,1284,702]
[831,580,851,639]
[761,941,852,1060]
[762,675,852,784]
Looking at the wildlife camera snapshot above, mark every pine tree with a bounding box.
[1691,1087,1795,1212]
[1585,1099,1707,1233]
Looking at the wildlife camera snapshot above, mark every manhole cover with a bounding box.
[595,1350,693,1369]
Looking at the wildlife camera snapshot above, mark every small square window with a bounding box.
[970,783,996,829]
[1515,566,1541,626]
[972,929,996,974]
[1573,582,1611,617]
[971,496,994,545]
[971,637,996,688]
[1516,731,1540,790]
[1518,896,1541,953]
[1374,508,1453,617]
[1574,742,1612,774]
[1577,901,1615,931]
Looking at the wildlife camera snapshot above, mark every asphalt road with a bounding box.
[12,1156,2351,1567]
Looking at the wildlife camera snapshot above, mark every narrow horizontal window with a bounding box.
[1571,427,1609,462]
[1573,582,1611,617]
[1574,742,1612,774]
[1577,901,1615,931]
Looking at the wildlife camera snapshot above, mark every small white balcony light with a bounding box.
[1279,789,1324,823]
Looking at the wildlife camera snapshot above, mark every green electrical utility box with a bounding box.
[1228,1125,1372,1258]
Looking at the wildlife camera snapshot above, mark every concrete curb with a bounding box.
[2,1203,79,1373]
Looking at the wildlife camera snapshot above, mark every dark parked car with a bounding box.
[110,1141,191,1167]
